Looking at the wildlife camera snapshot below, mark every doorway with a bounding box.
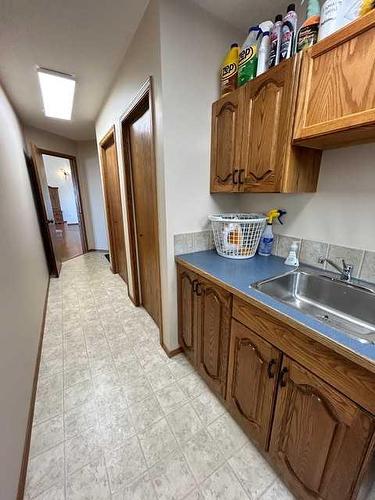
[121,81,161,328]
[30,145,88,275]
[99,127,128,284]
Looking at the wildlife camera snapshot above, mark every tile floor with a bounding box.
[25,252,295,500]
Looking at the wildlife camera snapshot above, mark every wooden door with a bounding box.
[127,100,161,327]
[210,87,243,193]
[100,129,128,284]
[196,277,232,398]
[30,144,61,276]
[227,319,282,449]
[270,356,375,500]
[177,266,198,366]
[240,59,296,193]
[48,186,64,224]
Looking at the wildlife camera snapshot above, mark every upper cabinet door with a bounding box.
[226,319,282,449]
[270,356,375,500]
[177,266,198,366]
[197,278,232,398]
[240,59,296,192]
[294,12,375,149]
[210,87,244,193]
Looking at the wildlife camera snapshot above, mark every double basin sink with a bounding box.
[252,267,375,345]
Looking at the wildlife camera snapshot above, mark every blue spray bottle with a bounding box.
[258,209,287,256]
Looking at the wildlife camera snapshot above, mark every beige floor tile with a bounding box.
[259,479,296,499]
[191,390,225,427]
[155,382,188,414]
[138,418,178,467]
[178,371,208,399]
[207,412,247,459]
[65,427,103,475]
[146,364,175,392]
[111,472,157,500]
[182,429,225,483]
[98,411,136,451]
[30,482,65,500]
[122,375,153,405]
[166,401,203,444]
[64,400,98,440]
[29,415,64,458]
[25,443,64,499]
[149,449,196,500]
[64,379,94,412]
[105,435,147,493]
[66,457,111,500]
[128,394,164,432]
[199,463,248,500]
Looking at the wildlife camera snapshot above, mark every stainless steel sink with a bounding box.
[252,267,375,344]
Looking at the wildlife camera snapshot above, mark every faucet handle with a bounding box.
[342,259,353,271]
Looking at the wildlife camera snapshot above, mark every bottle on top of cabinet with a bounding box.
[297,0,321,51]
[269,14,283,67]
[280,4,298,61]
[238,26,262,86]
[220,43,239,96]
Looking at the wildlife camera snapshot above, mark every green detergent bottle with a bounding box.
[238,26,262,86]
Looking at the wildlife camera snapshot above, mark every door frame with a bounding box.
[120,78,163,328]
[99,126,127,280]
[33,146,89,254]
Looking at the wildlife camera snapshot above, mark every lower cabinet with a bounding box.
[177,267,198,365]
[269,357,375,500]
[176,263,375,499]
[226,319,281,448]
[196,277,232,399]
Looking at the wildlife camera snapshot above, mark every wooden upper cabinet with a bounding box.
[270,356,375,500]
[227,319,282,449]
[177,266,198,366]
[196,277,232,398]
[210,87,243,192]
[210,57,321,193]
[294,11,375,149]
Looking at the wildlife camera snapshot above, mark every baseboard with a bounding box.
[162,343,183,358]
[17,278,50,500]
[88,248,108,252]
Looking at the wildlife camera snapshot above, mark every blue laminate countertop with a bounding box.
[176,250,375,366]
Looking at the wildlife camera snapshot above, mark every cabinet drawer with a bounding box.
[233,297,375,414]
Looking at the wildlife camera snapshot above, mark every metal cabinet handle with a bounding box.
[192,279,198,293]
[233,169,239,185]
[279,367,289,387]
[267,359,277,379]
[195,282,203,296]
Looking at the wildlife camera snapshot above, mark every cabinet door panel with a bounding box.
[177,267,197,365]
[197,280,232,397]
[241,59,295,193]
[270,357,375,500]
[210,88,243,192]
[227,319,282,448]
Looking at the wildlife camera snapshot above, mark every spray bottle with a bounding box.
[269,14,283,67]
[280,4,298,61]
[258,209,287,257]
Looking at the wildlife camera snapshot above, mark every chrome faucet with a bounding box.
[318,257,354,282]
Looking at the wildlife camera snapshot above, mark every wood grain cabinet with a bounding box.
[210,87,243,192]
[270,356,375,500]
[226,319,282,448]
[177,266,199,365]
[210,57,321,193]
[294,11,375,149]
[196,277,232,399]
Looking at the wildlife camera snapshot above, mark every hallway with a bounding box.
[25,252,292,500]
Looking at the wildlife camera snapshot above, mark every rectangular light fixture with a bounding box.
[37,68,75,120]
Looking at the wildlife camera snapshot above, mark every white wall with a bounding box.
[43,155,79,224]
[0,86,49,500]
[77,141,108,250]
[238,143,375,252]
[95,0,166,304]
[24,126,108,251]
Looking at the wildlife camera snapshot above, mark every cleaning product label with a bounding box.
[258,237,273,256]
[269,29,281,67]
[238,45,258,86]
[297,23,319,51]
[221,44,239,96]
[280,23,294,60]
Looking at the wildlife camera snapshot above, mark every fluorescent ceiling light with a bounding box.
[37,68,75,120]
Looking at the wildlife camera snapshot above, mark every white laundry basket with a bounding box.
[209,213,267,259]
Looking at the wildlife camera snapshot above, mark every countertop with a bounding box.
[176,250,375,367]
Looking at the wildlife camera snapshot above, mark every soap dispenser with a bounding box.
[284,241,299,266]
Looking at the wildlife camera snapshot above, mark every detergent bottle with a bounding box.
[297,0,321,51]
[220,43,239,96]
[258,209,287,257]
[238,26,262,86]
